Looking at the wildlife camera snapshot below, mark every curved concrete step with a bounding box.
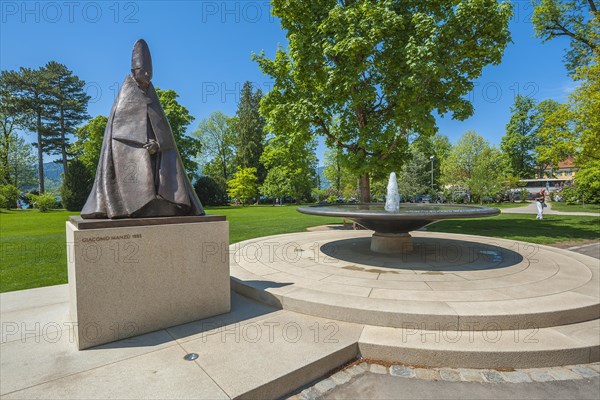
[230,231,600,330]
[231,271,600,330]
[358,319,600,369]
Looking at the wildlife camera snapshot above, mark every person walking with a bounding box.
[535,189,546,220]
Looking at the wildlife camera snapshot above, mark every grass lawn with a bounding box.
[0,206,343,293]
[427,213,600,245]
[1,205,598,293]
[549,202,600,213]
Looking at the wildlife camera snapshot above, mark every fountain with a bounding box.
[384,172,400,213]
[297,172,499,254]
[229,171,599,369]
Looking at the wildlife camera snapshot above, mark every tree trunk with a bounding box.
[359,173,370,203]
[1,131,11,185]
[36,113,45,193]
[60,107,68,175]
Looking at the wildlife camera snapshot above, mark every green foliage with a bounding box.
[0,133,37,188]
[260,168,292,201]
[0,67,53,192]
[535,99,576,171]
[1,63,90,191]
[411,134,452,190]
[43,61,90,174]
[573,161,600,203]
[254,0,513,200]
[323,147,356,196]
[442,131,506,203]
[261,135,317,202]
[29,193,57,212]
[233,82,266,182]
[501,95,539,178]
[227,167,258,205]
[71,116,107,172]
[571,58,600,166]
[0,184,19,209]
[155,88,201,181]
[519,188,531,201]
[193,111,236,181]
[397,147,430,200]
[532,0,599,75]
[60,159,93,211]
[193,175,228,206]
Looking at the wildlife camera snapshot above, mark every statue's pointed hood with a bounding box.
[131,39,152,80]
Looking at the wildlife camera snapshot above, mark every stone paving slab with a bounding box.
[2,344,229,400]
[178,311,362,400]
[1,285,362,400]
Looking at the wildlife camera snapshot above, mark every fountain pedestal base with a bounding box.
[370,232,413,254]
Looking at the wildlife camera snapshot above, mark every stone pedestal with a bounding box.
[66,215,230,350]
[370,232,413,254]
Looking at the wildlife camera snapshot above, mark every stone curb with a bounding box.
[291,361,600,399]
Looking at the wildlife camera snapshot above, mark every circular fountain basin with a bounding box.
[297,203,500,253]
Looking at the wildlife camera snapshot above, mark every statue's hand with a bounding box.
[143,140,160,155]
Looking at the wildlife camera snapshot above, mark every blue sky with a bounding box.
[1,0,574,166]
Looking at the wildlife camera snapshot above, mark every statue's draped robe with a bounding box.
[81,75,204,219]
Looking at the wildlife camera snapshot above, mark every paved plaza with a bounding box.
[1,230,598,399]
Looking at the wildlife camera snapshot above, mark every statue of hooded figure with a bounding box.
[81,39,204,219]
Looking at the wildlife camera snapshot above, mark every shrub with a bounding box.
[29,193,57,212]
[519,188,530,202]
[194,175,228,206]
[0,185,19,209]
[61,159,94,211]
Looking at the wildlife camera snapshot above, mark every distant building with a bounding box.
[543,157,578,181]
[517,158,578,195]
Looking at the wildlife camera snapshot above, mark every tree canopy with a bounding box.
[501,95,539,178]
[532,0,599,75]
[227,167,258,205]
[254,0,513,201]
[155,88,200,181]
[194,111,235,182]
[71,115,107,173]
[233,82,266,182]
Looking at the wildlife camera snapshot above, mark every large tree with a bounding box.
[5,134,37,189]
[532,0,599,75]
[261,134,317,203]
[254,0,513,202]
[44,62,90,175]
[323,147,355,196]
[233,82,266,182]
[227,167,258,205]
[535,99,576,173]
[193,111,236,182]
[411,134,452,191]
[0,75,26,185]
[501,95,539,178]
[0,68,54,193]
[155,88,201,181]
[442,131,506,203]
[260,168,292,204]
[397,146,430,201]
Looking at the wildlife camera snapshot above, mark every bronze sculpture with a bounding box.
[81,39,204,219]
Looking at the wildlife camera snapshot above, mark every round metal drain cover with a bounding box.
[184,353,199,361]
